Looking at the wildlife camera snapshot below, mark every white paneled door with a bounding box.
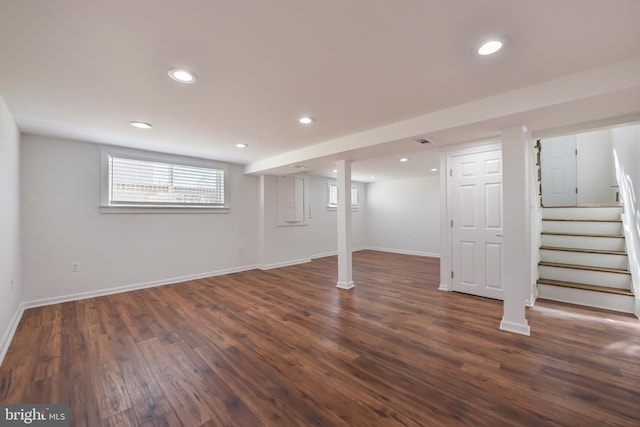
[450,149,504,300]
[540,135,577,207]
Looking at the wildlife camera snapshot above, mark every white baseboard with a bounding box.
[499,319,531,336]
[0,302,26,367]
[259,258,311,270]
[438,283,451,291]
[309,247,369,260]
[22,264,259,311]
[365,246,440,258]
[336,280,355,289]
[310,251,337,260]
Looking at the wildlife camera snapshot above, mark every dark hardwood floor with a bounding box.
[1,250,639,426]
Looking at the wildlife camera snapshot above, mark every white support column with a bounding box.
[500,125,531,336]
[257,175,266,267]
[336,159,355,289]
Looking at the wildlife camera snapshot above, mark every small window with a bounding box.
[101,148,228,212]
[328,183,338,208]
[351,186,359,208]
[327,181,359,210]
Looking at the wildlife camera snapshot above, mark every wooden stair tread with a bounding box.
[542,218,622,223]
[539,261,630,274]
[539,246,627,256]
[541,232,624,238]
[537,279,634,296]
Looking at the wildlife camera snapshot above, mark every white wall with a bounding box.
[307,177,367,257]
[366,176,440,257]
[20,134,259,303]
[577,129,616,205]
[259,175,312,267]
[259,175,367,267]
[612,124,640,204]
[0,96,22,361]
[20,136,369,303]
[612,123,640,317]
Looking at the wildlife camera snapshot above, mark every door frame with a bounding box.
[439,140,502,292]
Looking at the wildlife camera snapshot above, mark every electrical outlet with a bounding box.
[70,261,80,273]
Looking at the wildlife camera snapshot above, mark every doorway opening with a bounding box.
[539,128,617,207]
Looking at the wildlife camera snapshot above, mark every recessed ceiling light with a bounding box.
[130,121,152,129]
[299,116,315,124]
[235,143,248,148]
[399,157,409,162]
[431,168,438,172]
[332,169,338,173]
[478,40,503,55]
[168,68,198,83]
[370,176,377,179]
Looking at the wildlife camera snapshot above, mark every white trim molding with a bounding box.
[22,265,258,310]
[336,280,355,290]
[259,258,311,270]
[500,319,531,336]
[0,303,25,367]
[366,246,440,258]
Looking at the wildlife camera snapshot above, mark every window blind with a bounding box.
[108,155,225,206]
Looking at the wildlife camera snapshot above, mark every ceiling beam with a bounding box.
[245,57,640,175]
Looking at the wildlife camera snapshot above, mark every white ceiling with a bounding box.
[2,0,640,181]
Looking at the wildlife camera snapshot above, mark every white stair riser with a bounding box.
[538,266,631,289]
[541,234,626,251]
[539,250,629,270]
[542,207,622,221]
[542,221,622,235]
[537,284,635,314]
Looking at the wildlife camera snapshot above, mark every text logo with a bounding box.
[0,405,69,426]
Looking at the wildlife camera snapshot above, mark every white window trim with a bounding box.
[327,180,359,211]
[99,146,230,214]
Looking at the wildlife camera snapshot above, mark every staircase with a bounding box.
[537,206,635,313]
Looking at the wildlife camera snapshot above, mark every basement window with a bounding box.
[100,148,229,213]
[327,181,359,210]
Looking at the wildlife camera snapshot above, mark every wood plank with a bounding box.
[540,245,627,256]
[538,279,635,296]
[542,232,625,238]
[136,338,216,426]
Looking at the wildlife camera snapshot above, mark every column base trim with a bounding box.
[500,319,531,336]
[336,281,355,290]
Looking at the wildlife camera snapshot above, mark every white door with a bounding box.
[450,149,503,300]
[541,135,577,207]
